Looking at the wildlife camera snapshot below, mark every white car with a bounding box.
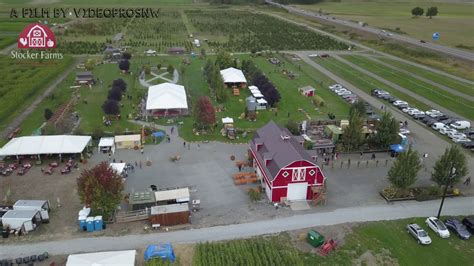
[410,110,425,116]
[449,132,467,139]
[439,127,456,135]
[334,88,348,93]
[337,90,352,96]
[425,109,441,116]
[432,122,446,131]
[425,217,450,238]
[400,128,410,135]
[309,54,319,58]
[402,107,417,113]
[452,136,471,143]
[407,224,432,245]
[393,100,408,106]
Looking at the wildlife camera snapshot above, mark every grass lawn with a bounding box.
[295,1,474,48]
[314,57,432,111]
[377,57,474,97]
[342,55,473,120]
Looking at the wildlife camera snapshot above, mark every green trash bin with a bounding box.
[307,229,325,248]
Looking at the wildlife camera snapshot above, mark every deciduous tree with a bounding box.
[215,51,235,69]
[349,101,366,118]
[44,108,53,121]
[77,162,124,219]
[167,64,174,74]
[388,146,421,191]
[426,6,438,19]
[432,145,468,186]
[122,52,132,60]
[411,7,424,17]
[102,100,120,115]
[112,78,127,92]
[194,96,216,129]
[107,87,123,102]
[118,59,130,72]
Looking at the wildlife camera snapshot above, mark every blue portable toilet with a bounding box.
[144,243,176,262]
[94,216,103,231]
[86,217,95,232]
[78,215,87,231]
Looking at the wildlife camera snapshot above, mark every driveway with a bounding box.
[1,196,472,257]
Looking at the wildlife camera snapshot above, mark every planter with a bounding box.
[380,192,415,202]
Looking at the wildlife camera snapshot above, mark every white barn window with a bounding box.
[292,168,306,181]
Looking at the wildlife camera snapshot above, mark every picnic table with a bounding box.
[44,167,54,175]
[49,162,59,168]
[61,167,71,174]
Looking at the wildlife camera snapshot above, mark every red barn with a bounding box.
[249,121,326,202]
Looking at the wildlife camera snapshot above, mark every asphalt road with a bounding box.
[266,0,474,62]
[1,196,473,258]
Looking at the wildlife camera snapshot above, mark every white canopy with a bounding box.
[248,85,258,90]
[0,135,91,157]
[98,137,114,147]
[146,83,188,110]
[222,117,234,124]
[110,163,126,174]
[252,92,264,98]
[155,188,190,203]
[220,67,247,83]
[66,250,136,266]
[256,98,267,104]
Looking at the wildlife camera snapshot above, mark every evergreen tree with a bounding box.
[342,110,364,151]
[373,112,399,148]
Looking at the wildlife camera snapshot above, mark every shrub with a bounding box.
[286,120,300,135]
[44,108,53,121]
[248,188,261,202]
[313,95,325,107]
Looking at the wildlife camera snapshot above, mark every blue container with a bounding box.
[86,217,95,232]
[94,216,103,231]
[78,216,87,231]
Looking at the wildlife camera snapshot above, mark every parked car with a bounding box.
[448,132,466,139]
[335,88,349,93]
[413,113,426,120]
[426,119,438,127]
[450,121,471,130]
[337,90,353,96]
[387,96,398,103]
[439,127,456,135]
[445,218,471,240]
[380,94,391,100]
[461,141,474,149]
[397,104,409,109]
[407,224,432,245]
[432,123,446,131]
[329,84,343,90]
[410,110,425,116]
[426,217,450,238]
[393,100,408,106]
[452,136,471,143]
[462,216,474,234]
[420,40,426,43]
[402,107,416,113]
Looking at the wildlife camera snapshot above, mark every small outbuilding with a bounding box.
[299,86,315,97]
[13,200,50,222]
[1,209,42,232]
[246,96,257,112]
[66,250,136,266]
[220,67,247,88]
[114,134,141,150]
[149,203,190,226]
[98,137,115,154]
[146,83,189,117]
[75,71,95,86]
[256,98,268,110]
[154,188,190,205]
[167,47,185,55]
[129,191,156,211]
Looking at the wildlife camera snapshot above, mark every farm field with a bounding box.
[153,217,473,266]
[0,55,73,135]
[342,55,474,120]
[376,57,474,97]
[294,0,474,48]
[313,57,432,111]
[0,0,194,5]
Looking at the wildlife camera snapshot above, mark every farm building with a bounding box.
[114,134,141,150]
[146,83,189,117]
[0,135,92,159]
[220,67,247,88]
[75,71,95,85]
[129,191,156,211]
[299,86,315,97]
[167,47,185,55]
[154,188,190,205]
[1,209,42,232]
[98,137,115,154]
[13,200,50,222]
[149,203,190,226]
[66,250,136,266]
[249,121,326,202]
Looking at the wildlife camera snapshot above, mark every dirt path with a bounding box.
[0,57,82,137]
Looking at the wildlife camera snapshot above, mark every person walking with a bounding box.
[108,153,111,161]
[371,153,376,160]
[238,164,242,172]
[135,161,138,167]
[464,176,471,186]
[141,148,144,155]
[359,152,363,159]
[171,126,174,134]
[183,141,186,148]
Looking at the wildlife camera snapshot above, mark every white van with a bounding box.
[432,122,446,131]
[450,121,471,130]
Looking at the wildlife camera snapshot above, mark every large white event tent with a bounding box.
[66,250,136,266]
[146,83,188,117]
[0,135,92,158]
[220,67,247,85]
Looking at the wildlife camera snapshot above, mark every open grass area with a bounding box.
[295,1,474,48]
[0,55,73,134]
[187,217,474,265]
[342,54,473,120]
[314,57,432,111]
[377,57,474,97]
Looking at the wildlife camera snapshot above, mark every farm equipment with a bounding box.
[307,230,325,248]
[317,239,338,256]
[224,124,236,140]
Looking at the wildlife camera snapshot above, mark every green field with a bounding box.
[377,57,474,97]
[295,1,474,48]
[0,0,193,5]
[314,57,432,111]
[186,217,474,266]
[342,55,474,120]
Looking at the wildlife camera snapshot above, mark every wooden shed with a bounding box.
[149,203,190,226]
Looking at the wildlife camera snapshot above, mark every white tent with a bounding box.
[66,250,136,266]
[252,92,264,99]
[248,85,259,91]
[110,163,126,175]
[146,83,188,113]
[98,137,115,154]
[222,117,234,124]
[256,98,267,110]
[220,67,247,84]
[0,135,92,157]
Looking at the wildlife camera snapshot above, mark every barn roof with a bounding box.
[250,121,314,180]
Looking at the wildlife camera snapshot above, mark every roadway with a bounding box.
[1,196,473,258]
[266,0,474,62]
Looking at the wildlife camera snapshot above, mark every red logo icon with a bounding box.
[18,23,56,49]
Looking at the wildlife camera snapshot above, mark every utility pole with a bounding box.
[437,165,456,219]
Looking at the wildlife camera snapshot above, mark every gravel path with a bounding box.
[1,197,472,258]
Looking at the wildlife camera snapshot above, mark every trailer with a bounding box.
[1,210,42,232]
[13,200,50,222]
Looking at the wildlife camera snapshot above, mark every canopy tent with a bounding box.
[66,250,136,266]
[144,244,175,262]
[256,98,267,110]
[110,163,126,175]
[0,135,91,157]
[252,92,264,99]
[220,67,247,84]
[98,137,115,154]
[152,131,165,138]
[155,188,190,203]
[146,83,188,116]
[222,117,234,124]
[248,85,258,91]
[390,144,405,153]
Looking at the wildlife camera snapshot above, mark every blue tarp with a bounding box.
[144,243,176,262]
[152,131,165,138]
[390,144,404,153]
